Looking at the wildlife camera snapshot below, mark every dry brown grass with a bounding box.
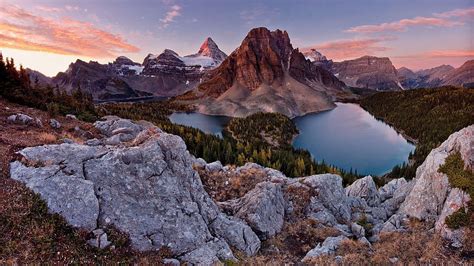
[284,183,315,220]
[37,132,57,143]
[198,166,271,202]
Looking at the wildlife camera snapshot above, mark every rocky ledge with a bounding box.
[9,116,473,264]
[10,116,260,264]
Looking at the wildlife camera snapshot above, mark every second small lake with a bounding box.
[169,103,416,176]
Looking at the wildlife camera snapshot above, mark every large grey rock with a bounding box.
[9,116,260,264]
[351,222,365,239]
[302,174,352,224]
[399,125,473,221]
[10,161,99,231]
[381,180,414,216]
[346,175,380,207]
[7,113,34,125]
[209,214,261,256]
[302,235,348,261]
[219,181,285,240]
[179,238,235,265]
[435,188,471,247]
[205,161,223,172]
[378,178,407,202]
[49,119,61,129]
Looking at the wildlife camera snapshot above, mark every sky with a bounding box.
[1,0,473,76]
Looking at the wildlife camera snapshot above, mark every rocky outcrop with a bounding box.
[186,27,349,118]
[398,125,472,220]
[346,175,380,207]
[302,49,333,70]
[8,114,472,263]
[10,116,260,264]
[303,235,348,261]
[8,113,43,127]
[330,56,402,91]
[219,181,285,240]
[382,125,473,245]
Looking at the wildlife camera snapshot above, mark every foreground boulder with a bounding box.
[219,181,285,240]
[10,116,260,264]
[383,125,473,245]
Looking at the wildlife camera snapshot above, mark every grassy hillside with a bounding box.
[360,86,474,178]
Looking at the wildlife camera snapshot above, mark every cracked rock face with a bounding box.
[219,181,286,240]
[346,175,380,207]
[10,116,260,264]
[382,125,473,245]
[399,125,473,221]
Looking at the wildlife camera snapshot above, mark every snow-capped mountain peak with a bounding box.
[193,37,227,64]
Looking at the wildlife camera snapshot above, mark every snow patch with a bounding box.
[180,55,216,68]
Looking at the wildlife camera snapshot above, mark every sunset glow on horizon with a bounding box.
[1,0,473,76]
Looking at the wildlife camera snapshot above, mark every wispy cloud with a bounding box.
[303,37,394,60]
[36,5,62,12]
[0,4,139,57]
[160,5,181,28]
[346,17,461,33]
[345,7,472,33]
[240,5,279,25]
[391,49,474,69]
[394,49,474,59]
[36,5,81,13]
[434,7,474,18]
[425,49,474,58]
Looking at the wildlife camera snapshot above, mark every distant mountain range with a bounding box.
[398,61,474,89]
[26,27,473,106]
[28,38,227,101]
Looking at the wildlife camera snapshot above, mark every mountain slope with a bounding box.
[441,60,474,88]
[398,65,454,89]
[330,56,402,91]
[184,27,348,118]
[398,61,473,89]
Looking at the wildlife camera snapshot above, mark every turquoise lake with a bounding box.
[169,103,416,176]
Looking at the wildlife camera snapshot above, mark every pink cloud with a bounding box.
[346,16,462,33]
[425,50,474,58]
[345,7,473,33]
[391,49,474,69]
[36,6,63,12]
[303,37,394,60]
[434,7,474,18]
[0,4,139,57]
[160,5,182,28]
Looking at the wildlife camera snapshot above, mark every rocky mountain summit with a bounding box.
[398,60,474,89]
[9,113,473,263]
[330,56,403,91]
[51,38,227,102]
[191,37,228,65]
[302,49,334,70]
[184,27,350,118]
